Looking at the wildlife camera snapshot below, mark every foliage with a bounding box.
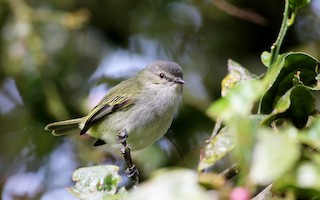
[126,169,213,200]
[1,0,320,199]
[199,0,320,198]
[68,165,126,200]
[68,0,320,199]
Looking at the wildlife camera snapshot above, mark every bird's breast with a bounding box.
[124,85,182,150]
[92,84,182,151]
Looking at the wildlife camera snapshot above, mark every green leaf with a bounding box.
[262,52,287,90]
[198,127,235,172]
[67,165,126,200]
[232,117,257,177]
[299,116,320,149]
[202,110,264,173]
[207,80,263,122]
[260,52,319,115]
[221,59,257,96]
[249,114,268,129]
[289,0,310,10]
[261,51,271,67]
[289,85,315,128]
[261,88,291,126]
[249,128,300,185]
[273,142,320,194]
[262,85,315,128]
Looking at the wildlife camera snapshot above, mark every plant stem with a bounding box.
[220,163,239,180]
[269,0,291,66]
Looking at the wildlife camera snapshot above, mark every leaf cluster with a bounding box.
[67,0,320,199]
[199,0,320,198]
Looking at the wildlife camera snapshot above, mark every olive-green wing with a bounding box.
[80,93,135,135]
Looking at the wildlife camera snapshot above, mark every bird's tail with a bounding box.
[45,117,85,136]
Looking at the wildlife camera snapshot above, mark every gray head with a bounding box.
[139,60,184,86]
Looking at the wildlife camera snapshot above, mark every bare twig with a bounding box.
[252,184,273,200]
[208,118,223,142]
[211,0,268,26]
[219,163,239,180]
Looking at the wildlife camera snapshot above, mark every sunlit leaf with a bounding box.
[67,165,126,200]
[198,127,235,172]
[232,117,256,177]
[250,114,268,128]
[296,162,320,190]
[207,80,263,122]
[221,59,257,96]
[126,169,213,200]
[273,153,320,197]
[249,128,300,185]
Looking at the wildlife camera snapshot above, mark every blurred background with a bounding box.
[1,0,320,199]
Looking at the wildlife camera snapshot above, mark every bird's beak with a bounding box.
[174,77,185,85]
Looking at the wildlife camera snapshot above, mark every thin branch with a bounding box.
[211,0,268,26]
[219,163,239,180]
[252,184,273,200]
[208,118,222,142]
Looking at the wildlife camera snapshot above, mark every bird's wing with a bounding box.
[80,93,135,135]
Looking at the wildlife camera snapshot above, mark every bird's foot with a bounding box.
[125,165,139,178]
[117,129,139,186]
[117,129,128,146]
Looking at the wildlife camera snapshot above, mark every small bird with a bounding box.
[45,60,184,185]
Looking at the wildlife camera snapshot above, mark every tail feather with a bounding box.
[45,117,84,136]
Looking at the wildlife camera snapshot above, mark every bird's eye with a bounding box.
[159,73,165,79]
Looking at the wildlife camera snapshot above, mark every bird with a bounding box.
[45,60,184,185]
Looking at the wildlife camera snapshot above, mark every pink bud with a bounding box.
[230,187,250,200]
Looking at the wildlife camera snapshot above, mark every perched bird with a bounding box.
[45,60,184,185]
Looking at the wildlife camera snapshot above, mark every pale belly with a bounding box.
[88,90,180,151]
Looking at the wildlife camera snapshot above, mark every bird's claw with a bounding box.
[117,130,128,145]
[125,165,139,178]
